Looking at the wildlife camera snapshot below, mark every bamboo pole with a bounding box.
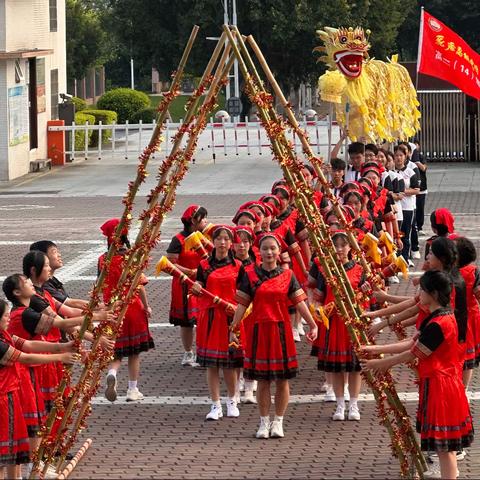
[32,27,201,477]
[227,26,426,476]
[52,51,237,474]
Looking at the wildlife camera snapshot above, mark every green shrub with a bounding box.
[82,109,118,146]
[73,112,95,150]
[97,88,150,123]
[130,107,158,124]
[72,96,87,112]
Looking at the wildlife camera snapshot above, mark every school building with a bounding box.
[0,0,66,180]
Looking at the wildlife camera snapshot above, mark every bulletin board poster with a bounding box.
[8,86,29,146]
[37,58,46,113]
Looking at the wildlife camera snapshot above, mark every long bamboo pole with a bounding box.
[32,27,200,477]
[226,26,425,477]
[52,50,236,474]
[244,31,426,473]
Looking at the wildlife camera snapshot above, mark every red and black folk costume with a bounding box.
[309,258,366,372]
[195,254,243,368]
[459,264,480,368]
[166,231,202,327]
[7,305,50,437]
[98,252,154,358]
[411,308,474,451]
[235,264,306,380]
[0,331,30,466]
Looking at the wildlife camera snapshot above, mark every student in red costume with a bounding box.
[166,205,208,367]
[231,233,317,439]
[192,226,243,421]
[99,218,154,403]
[362,270,473,480]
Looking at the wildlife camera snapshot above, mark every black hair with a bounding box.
[273,187,289,201]
[181,206,208,231]
[330,157,346,170]
[2,274,25,303]
[30,240,57,254]
[347,142,365,156]
[399,141,412,153]
[0,298,8,318]
[365,143,378,155]
[430,237,458,273]
[419,270,452,308]
[23,251,47,279]
[343,190,364,205]
[455,237,477,268]
[430,211,449,236]
[212,227,234,242]
[302,164,315,176]
[332,232,349,245]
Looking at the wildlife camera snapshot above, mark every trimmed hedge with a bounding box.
[82,109,118,146]
[74,112,95,150]
[72,96,87,112]
[97,88,150,123]
[130,107,158,124]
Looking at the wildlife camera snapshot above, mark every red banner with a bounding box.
[417,10,480,100]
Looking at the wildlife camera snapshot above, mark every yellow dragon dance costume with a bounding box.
[315,26,421,142]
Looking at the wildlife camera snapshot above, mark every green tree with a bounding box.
[66,0,109,81]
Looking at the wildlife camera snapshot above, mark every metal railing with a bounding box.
[47,117,341,162]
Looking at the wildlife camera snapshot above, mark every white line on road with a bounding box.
[0,239,170,246]
[91,391,480,406]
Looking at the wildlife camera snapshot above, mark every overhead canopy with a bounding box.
[0,48,53,59]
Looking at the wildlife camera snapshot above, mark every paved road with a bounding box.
[1,157,480,478]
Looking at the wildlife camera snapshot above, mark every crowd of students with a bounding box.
[0,139,477,480]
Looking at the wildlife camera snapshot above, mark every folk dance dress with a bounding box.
[166,231,201,327]
[309,259,366,372]
[235,265,306,380]
[459,264,480,368]
[8,305,51,437]
[195,255,243,368]
[411,308,474,451]
[0,332,30,466]
[98,252,154,359]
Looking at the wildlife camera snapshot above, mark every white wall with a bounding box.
[0,0,66,180]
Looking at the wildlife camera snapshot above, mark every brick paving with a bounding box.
[1,189,480,478]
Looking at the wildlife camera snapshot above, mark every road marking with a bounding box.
[0,239,170,246]
[91,391,479,405]
[0,204,54,211]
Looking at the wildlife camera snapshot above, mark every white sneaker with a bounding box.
[344,386,350,402]
[206,403,223,421]
[423,465,459,478]
[301,318,307,325]
[297,323,305,336]
[270,420,284,438]
[456,449,466,461]
[105,373,117,402]
[418,230,426,237]
[239,376,245,392]
[292,327,301,342]
[411,250,421,259]
[408,259,415,268]
[181,351,198,366]
[226,398,240,417]
[324,385,336,402]
[348,404,361,421]
[126,388,144,402]
[320,381,328,392]
[256,419,270,439]
[252,380,257,392]
[390,275,400,284]
[243,390,256,404]
[332,405,345,421]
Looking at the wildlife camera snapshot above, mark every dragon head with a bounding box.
[315,26,371,79]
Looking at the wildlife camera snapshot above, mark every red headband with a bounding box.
[100,218,127,240]
[260,194,281,209]
[181,204,200,222]
[234,225,254,242]
[232,209,260,225]
[212,224,235,240]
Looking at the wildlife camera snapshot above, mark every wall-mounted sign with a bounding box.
[8,86,29,146]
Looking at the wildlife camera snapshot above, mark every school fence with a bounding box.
[417,90,480,162]
[47,117,342,163]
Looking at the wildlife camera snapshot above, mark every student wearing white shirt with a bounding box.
[344,142,365,182]
[394,145,420,261]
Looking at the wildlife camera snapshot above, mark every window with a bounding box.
[50,69,59,119]
[49,0,57,32]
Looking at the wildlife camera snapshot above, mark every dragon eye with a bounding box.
[340,36,347,43]
[355,35,363,41]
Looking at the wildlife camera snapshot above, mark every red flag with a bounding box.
[417,10,480,100]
